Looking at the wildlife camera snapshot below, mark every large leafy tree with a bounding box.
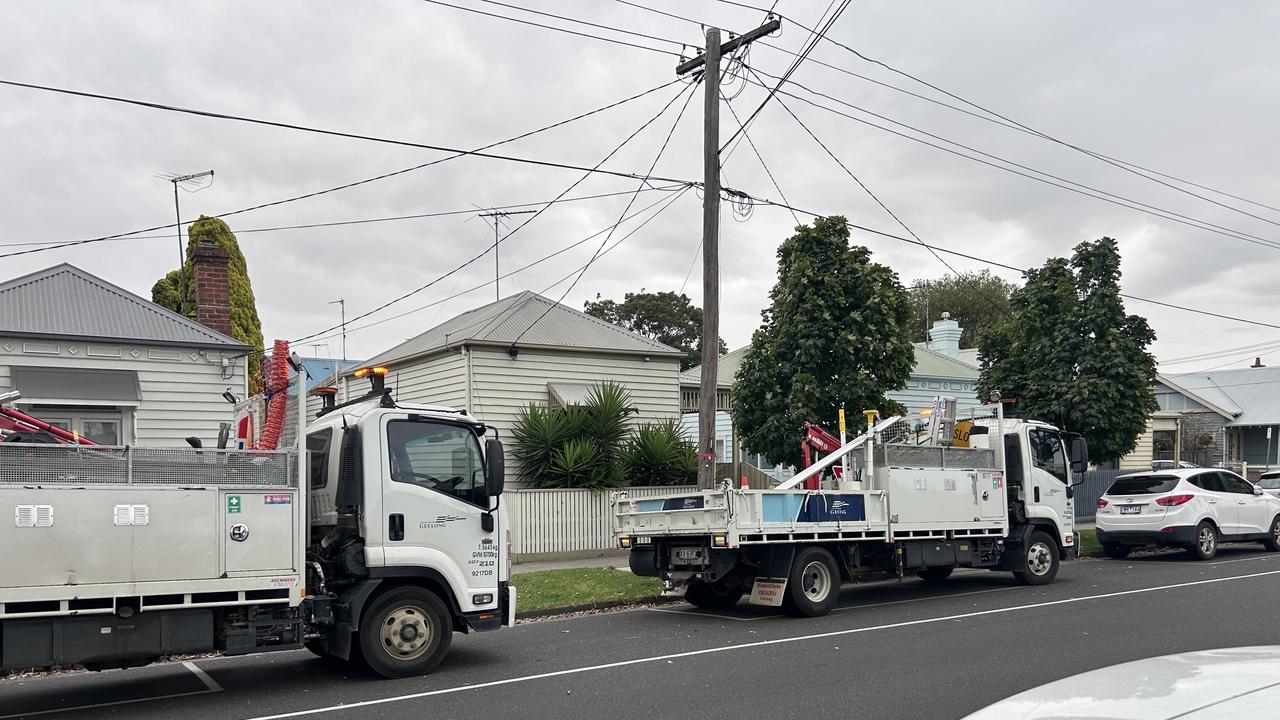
[978,237,1156,464]
[152,216,265,388]
[732,216,915,468]
[906,270,1017,347]
[584,290,725,370]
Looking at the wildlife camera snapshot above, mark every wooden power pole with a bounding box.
[678,19,780,489]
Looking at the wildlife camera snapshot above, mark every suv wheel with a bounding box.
[1189,521,1218,561]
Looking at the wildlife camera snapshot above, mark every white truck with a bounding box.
[0,367,513,678]
[614,402,1087,616]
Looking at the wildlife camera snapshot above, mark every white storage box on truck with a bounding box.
[613,402,1087,616]
[0,367,513,678]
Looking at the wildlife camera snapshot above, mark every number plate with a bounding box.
[674,547,703,563]
[1119,505,1142,515]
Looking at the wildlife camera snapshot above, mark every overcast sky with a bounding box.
[2,1,1277,374]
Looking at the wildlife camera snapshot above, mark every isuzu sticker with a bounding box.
[264,494,292,505]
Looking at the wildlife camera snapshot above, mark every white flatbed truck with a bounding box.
[0,368,513,677]
[614,403,1088,616]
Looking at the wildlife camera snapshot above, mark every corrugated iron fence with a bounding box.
[1074,469,1127,521]
[507,486,695,559]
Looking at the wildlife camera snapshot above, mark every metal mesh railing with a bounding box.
[873,415,996,469]
[0,444,293,487]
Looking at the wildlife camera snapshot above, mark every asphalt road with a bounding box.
[7,546,1280,720]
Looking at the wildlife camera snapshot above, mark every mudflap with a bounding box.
[743,545,795,606]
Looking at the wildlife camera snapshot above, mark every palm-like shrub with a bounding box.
[622,419,698,486]
[511,382,633,489]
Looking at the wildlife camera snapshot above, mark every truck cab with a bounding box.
[304,373,513,677]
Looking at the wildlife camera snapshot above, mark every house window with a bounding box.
[32,408,126,445]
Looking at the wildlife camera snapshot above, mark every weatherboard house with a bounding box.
[332,291,684,481]
[0,261,250,446]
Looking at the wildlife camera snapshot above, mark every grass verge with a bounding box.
[1078,528,1102,557]
[514,567,662,614]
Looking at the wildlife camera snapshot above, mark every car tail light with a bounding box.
[1156,494,1195,507]
[1096,498,1109,508]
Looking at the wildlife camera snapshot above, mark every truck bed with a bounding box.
[1,444,303,620]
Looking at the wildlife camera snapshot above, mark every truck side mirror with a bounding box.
[485,437,505,498]
[1069,435,1088,474]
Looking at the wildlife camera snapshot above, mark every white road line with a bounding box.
[831,585,1019,612]
[241,567,1280,720]
[0,689,216,720]
[184,660,224,692]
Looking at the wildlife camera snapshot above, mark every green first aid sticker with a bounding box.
[227,495,241,514]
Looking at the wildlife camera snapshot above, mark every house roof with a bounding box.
[359,291,682,370]
[285,357,363,395]
[0,263,248,349]
[680,343,977,388]
[680,345,748,387]
[1163,367,1280,426]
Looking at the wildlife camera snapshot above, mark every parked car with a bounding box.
[963,646,1280,719]
[1151,459,1200,471]
[1094,468,1280,560]
[1260,470,1280,498]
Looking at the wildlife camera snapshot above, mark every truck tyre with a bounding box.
[685,579,745,610]
[1102,543,1131,559]
[917,567,953,583]
[783,547,840,617]
[357,586,453,678]
[1013,531,1059,586]
[1263,516,1280,552]
[1189,521,1218,561]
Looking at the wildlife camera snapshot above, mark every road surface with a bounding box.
[6,546,1280,720]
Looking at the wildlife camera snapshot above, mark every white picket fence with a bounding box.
[506,486,696,559]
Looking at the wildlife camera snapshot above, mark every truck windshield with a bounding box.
[387,420,486,507]
[1107,475,1179,495]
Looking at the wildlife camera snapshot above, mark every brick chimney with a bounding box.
[191,239,232,337]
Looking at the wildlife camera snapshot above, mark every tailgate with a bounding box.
[613,491,730,537]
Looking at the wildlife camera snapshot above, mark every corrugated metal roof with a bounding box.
[0,263,248,348]
[361,291,682,369]
[1166,367,1280,426]
[681,345,748,387]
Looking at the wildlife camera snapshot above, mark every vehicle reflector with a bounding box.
[620,537,632,548]
[1155,494,1194,507]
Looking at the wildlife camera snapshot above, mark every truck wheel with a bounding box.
[1263,516,1280,552]
[784,547,840,617]
[1189,521,1218,561]
[357,586,453,678]
[916,567,953,583]
[1102,543,1131,559]
[685,579,745,610]
[1013,531,1059,586]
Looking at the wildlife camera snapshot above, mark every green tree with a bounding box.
[584,290,726,370]
[732,216,915,468]
[977,237,1156,464]
[906,270,1017,347]
[151,216,265,388]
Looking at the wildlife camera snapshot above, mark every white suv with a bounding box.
[1095,469,1280,560]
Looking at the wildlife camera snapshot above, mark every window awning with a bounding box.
[547,382,595,407]
[11,367,141,405]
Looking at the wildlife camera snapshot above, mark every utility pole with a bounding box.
[328,299,346,362]
[164,170,214,314]
[678,18,780,489]
[478,210,536,300]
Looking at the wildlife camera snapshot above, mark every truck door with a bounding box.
[381,418,500,614]
[1027,428,1075,544]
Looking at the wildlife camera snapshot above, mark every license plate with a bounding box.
[675,547,702,562]
[1119,505,1142,515]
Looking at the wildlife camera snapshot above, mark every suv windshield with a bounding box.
[1107,474,1179,495]
[1261,474,1280,489]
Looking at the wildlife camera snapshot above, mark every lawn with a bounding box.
[1078,528,1102,557]
[514,567,663,614]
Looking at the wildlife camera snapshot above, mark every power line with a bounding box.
[510,78,702,349]
[730,190,1280,334]
[720,90,798,224]
[307,185,693,345]
[739,69,1280,253]
[292,81,697,343]
[466,0,687,49]
[0,78,702,260]
[417,0,682,56]
[721,0,1280,226]
[1160,338,1280,366]
[0,185,687,248]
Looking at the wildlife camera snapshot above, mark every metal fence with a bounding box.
[507,485,696,559]
[1073,469,1127,521]
[0,443,293,487]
